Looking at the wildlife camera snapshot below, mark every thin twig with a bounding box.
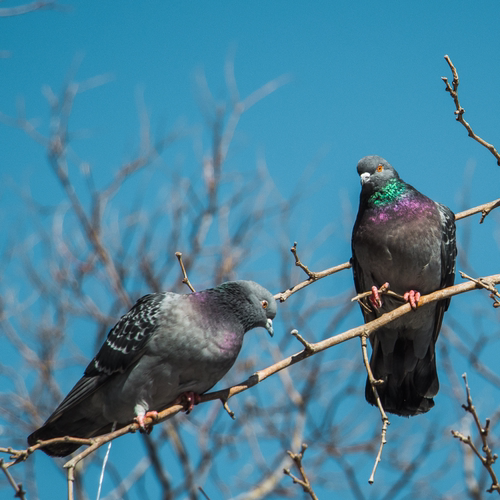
[283,443,318,500]
[360,335,389,484]
[460,271,500,307]
[0,458,26,499]
[455,198,500,224]
[67,464,75,500]
[290,242,318,279]
[222,399,235,420]
[175,252,196,293]
[451,373,500,494]
[442,54,500,166]
[275,242,351,302]
[290,329,316,353]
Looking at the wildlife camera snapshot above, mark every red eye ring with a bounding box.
[261,300,268,309]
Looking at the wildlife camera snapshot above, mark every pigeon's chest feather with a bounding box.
[183,295,245,360]
[354,195,442,292]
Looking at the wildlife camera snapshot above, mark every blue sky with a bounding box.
[2,1,500,499]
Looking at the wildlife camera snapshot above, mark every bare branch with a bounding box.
[451,374,500,494]
[460,271,500,307]
[275,242,351,302]
[284,443,318,500]
[442,55,500,166]
[0,458,26,499]
[360,335,390,484]
[4,271,497,471]
[175,252,196,293]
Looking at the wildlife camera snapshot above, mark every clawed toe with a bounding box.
[369,282,389,309]
[176,391,202,414]
[134,411,159,433]
[404,290,421,309]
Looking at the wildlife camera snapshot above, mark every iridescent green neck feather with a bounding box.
[369,178,407,207]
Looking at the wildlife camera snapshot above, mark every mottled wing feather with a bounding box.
[85,293,166,377]
[48,293,167,419]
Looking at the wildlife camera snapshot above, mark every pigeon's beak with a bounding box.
[265,318,274,337]
[360,172,370,185]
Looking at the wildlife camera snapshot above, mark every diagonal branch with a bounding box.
[4,271,497,470]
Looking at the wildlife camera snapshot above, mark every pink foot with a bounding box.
[369,282,389,309]
[404,290,421,309]
[134,411,159,433]
[175,391,202,414]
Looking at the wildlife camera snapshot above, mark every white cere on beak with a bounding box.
[360,172,371,185]
[265,318,274,337]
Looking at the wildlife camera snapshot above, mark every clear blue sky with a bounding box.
[1,1,500,499]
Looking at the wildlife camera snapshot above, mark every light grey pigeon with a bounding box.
[351,156,456,416]
[28,280,276,456]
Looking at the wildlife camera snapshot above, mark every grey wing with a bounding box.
[49,293,167,418]
[433,203,457,339]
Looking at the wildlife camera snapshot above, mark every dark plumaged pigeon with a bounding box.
[351,156,456,416]
[28,280,277,456]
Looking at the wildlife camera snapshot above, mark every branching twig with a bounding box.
[290,242,319,279]
[274,242,351,302]
[460,271,500,307]
[360,335,390,484]
[175,252,196,293]
[0,458,26,499]
[290,329,316,353]
[283,444,318,500]
[442,55,500,166]
[455,197,500,224]
[451,373,500,494]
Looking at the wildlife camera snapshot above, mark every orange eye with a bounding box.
[261,300,268,309]
[376,164,384,172]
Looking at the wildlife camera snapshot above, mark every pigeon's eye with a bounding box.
[376,164,384,172]
[261,300,268,309]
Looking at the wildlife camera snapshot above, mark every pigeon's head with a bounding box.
[356,156,400,195]
[219,280,277,336]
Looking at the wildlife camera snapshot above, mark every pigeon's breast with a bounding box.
[355,197,442,294]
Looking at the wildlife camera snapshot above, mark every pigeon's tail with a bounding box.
[365,336,439,417]
[27,415,116,457]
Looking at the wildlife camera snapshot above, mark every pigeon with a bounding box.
[351,155,456,416]
[28,280,277,456]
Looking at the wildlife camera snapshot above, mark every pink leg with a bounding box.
[369,282,389,309]
[134,410,159,433]
[403,290,421,309]
[175,391,202,414]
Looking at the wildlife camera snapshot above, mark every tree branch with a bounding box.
[4,271,497,471]
[284,443,318,500]
[442,54,500,166]
[451,373,500,494]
